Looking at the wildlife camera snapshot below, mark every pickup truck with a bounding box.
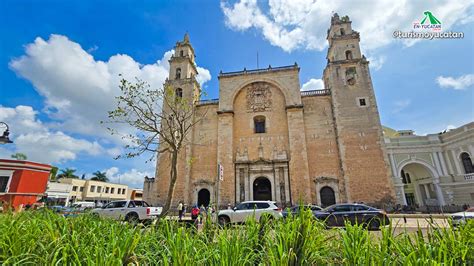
[91,200,162,223]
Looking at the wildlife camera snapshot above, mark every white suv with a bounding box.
[217,201,283,225]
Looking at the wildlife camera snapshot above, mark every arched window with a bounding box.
[254,116,266,134]
[175,88,183,99]
[175,68,181,79]
[340,28,345,35]
[345,50,353,60]
[401,170,412,184]
[461,152,474,174]
[180,50,184,57]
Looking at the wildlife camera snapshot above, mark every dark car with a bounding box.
[282,205,323,218]
[313,203,390,230]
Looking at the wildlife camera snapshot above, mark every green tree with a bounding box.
[104,78,207,215]
[90,171,108,182]
[49,166,59,180]
[11,153,27,160]
[56,168,79,179]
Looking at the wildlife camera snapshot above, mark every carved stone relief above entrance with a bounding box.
[246,82,272,112]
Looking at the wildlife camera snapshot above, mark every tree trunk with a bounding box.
[160,150,178,217]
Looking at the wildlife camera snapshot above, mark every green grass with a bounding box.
[0,210,472,265]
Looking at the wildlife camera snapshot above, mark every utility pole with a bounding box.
[257,51,259,69]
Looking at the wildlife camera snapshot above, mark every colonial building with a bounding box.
[385,122,474,207]
[59,178,129,205]
[144,14,395,208]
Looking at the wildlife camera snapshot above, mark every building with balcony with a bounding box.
[385,122,474,207]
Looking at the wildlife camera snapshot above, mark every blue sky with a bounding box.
[0,0,473,188]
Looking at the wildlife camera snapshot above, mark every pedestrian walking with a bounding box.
[191,205,200,220]
[178,201,184,221]
[199,204,206,224]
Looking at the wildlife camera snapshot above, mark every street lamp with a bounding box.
[0,122,13,144]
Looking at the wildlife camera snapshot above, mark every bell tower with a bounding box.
[149,33,201,207]
[166,33,201,103]
[323,13,395,205]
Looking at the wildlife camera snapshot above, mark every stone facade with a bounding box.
[385,122,474,207]
[144,14,395,208]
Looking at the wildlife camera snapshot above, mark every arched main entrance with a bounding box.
[253,177,272,200]
[400,162,440,206]
[197,189,210,207]
[320,186,336,207]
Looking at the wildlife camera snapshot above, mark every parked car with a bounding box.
[91,200,162,223]
[61,206,92,218]
[282,204,323,218]
[70,201,96,209]
[217,201,283,225]
[451,207,474,227]
[48,205,66,213]
[313,203,390,230]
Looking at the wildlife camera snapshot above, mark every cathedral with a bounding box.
[144,14,395,208]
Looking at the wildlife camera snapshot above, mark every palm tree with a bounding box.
[57,168,79,179]
[11,153,27,160]
[91,171,108,182]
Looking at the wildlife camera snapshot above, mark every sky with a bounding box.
[0,0,473,189]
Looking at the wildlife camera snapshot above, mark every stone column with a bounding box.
[217,111,235,206]
[423,184,431,199]
[413,182,423,206]
[286,106,311,203]
[315,182,321,205]
[283,167,290,205]
[450,150,462,174]
[388,153,398,177]
[399,185,407,205]
[433,180,445,206]
[432,152,444,177]
[274,166,281,204]
[244,173,249,201]
[235,167,241,203]
[393,180,407,205]
[443,151,454,175]
[437,152,449,176]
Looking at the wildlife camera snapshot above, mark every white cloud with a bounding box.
[15,131,102,163]
[196,66,212,87]
[436,74,474,90]
[367,56,386,71]
[392,99,411,113]
[105,167,153,188]
[0,105,104,164]
[301,78,324,91]
[0,105,45,136]
[221,0,473,52]
[9,34,211,140]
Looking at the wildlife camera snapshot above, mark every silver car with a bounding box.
[217,201,283,225]
[451,207,474,226]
